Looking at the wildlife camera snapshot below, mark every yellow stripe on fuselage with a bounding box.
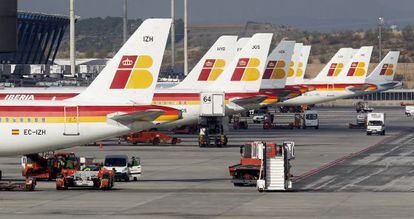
[0,115,179,124]
[152,100,200,105]
[261,98,279,105]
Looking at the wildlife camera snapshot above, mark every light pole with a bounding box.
[183,0,188,76]
[70,0,76,77]
[378,17,384,61]
[171,0,175,73]
[123,0,128,43]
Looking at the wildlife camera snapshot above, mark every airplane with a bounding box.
[0,18,183,156]
[347,51,401,98]
[225,38,295,107]
[287,45,311,86]
[279,46,374,106]
[155,33,274,127]
[258,40,296,103]
[261,43,312,102]
[0,34,275,130]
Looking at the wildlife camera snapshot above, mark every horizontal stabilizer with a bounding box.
[346,85,371,93]
[109,109,165,124]
[230,95,268,107]
[380,81,402,89]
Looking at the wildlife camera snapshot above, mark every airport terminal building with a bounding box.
[0,12,69,65]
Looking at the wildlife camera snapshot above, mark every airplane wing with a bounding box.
[230,95,268,107]
[109,109,165,124]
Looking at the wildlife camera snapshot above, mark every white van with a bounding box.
[405,106,414,117]
[303,110,319,129]
[366,113,385,135]
[103,155,141,181]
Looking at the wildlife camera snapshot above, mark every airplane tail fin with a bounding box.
[367,51,400,82]
[209,33,273,93]
[334,46,373,84]
[285,43,303,85]
[73,18,171,104]
[173,36,238,90]
[236,37,250,52]
[310,48,355,83]
[260,40,296,89]
[292,45,311,85]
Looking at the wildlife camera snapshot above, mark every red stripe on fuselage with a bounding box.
[0,105,180,117]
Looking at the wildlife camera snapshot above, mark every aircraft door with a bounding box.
[63,106,80,135]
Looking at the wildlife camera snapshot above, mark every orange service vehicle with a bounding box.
[56,163,114,190]
[125,131,181,145]
[228,142,278,186]
[22,152,79,180]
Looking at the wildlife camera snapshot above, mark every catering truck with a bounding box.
[366,113,385,135]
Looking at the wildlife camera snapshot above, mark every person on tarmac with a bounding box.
[65,159,74,169]
[58,158,65,169]
[131,157,139,166]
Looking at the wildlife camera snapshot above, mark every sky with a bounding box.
[18,0,414,31]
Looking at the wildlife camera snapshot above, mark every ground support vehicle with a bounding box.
[252,113,266,123]
[257,141,295,192]
[228,141,295,186]
[232,114,248,129]
[198,117,227,147]
[198,92,227,147]
[0,178,36,191]
[405,106,414,117]
[125,131,181,145]
[22,152,79,180]
[103,155,141,181]
[366,113,386,135]
[262,113,302,129]
[356,101,374,113]
[56,164,114,190]
[349,113,367,129]
[172,124,198,134]
[279,105,309,113]
[302,110,319,129]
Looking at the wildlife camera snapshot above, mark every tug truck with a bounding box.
[56,163,114,190]
[229,142,278,186]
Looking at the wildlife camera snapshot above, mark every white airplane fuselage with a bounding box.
[0,100,180,156]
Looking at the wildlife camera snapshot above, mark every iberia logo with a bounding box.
[110,55,153,89]
[327,63,344,77]
[287,61,296,77]
[231,58,261,81]
[197,59,226,81]
[347,62,366,76]
[379,64,394,76]
[296,61,304,78]
[262,60,286,79]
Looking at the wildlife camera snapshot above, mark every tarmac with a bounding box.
[1,106,414,218]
